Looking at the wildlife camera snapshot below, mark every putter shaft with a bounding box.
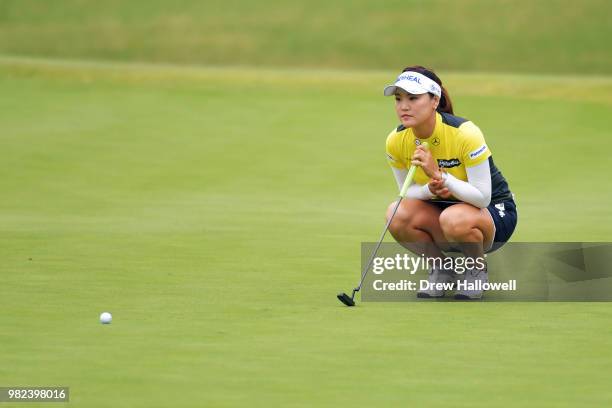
[339,142,428,305]
[352,197,403,296]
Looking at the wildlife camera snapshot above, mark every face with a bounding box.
[394,90,439,128]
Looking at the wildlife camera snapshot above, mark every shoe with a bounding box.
[454,268,488,300]
[417,268,456,298]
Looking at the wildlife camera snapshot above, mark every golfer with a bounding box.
[383,65,517,299]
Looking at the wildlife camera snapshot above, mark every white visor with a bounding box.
[383,71,442,97]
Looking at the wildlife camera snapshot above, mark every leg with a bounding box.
[386,199,456,298]
[438,203,495,259]
[438,203,495,300]
[385,199,447,259]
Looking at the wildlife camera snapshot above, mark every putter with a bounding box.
[337,142,428,307]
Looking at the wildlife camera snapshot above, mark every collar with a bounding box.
[413,112,441,143]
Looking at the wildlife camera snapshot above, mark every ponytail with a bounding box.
[438,85,453,115]
[401,65,453,115]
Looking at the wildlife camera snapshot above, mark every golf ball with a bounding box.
[100,312,112,324]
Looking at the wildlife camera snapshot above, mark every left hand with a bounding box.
[428,176,452,199]
[411,145,441,179]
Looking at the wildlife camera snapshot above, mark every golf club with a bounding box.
[337,142,428,306]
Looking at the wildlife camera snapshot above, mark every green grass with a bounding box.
[1,56,612,407]
[1,0,612,74]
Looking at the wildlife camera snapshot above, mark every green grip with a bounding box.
[399,141,429,198]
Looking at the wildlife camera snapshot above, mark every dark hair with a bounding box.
[401,65,453,114]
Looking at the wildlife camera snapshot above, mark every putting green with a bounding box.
[1,56,611,407]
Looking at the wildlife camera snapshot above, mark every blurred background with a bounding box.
[1,0,610,74]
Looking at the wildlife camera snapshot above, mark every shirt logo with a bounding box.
[437,158,461,168]
[469,144,487,159]
[432,137,440,146]
[414,140,421,146]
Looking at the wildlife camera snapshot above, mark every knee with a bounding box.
[385,201,399,223]
[439,210,473,240]
[385,200,416,234]
[386,200,408,220]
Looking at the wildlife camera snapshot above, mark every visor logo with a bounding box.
[397,74,422,84]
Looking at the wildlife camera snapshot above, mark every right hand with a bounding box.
[411,145,440,179]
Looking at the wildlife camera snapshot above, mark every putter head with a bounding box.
[337,292,355,307]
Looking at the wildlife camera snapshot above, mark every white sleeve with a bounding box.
[443,160,492,208]
[391,167,434,200]
[391,167,408,190]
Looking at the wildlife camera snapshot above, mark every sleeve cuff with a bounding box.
[420,183,434,199]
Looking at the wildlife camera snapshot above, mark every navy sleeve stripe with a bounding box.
[489,156,512,202]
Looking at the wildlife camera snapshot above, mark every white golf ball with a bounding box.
[100,312,112,324]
